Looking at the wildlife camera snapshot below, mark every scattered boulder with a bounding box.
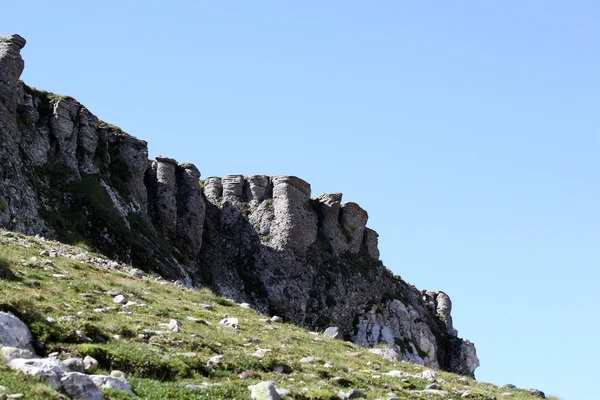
[89,375,135,396]
[426,383,443,390]
[528,389,546,398]
[249,381,281,400]
[0,311,35,352]
[8,358,67,388]
[271,316,283,323]
[167,319,181,332]
[323,327,343,340]
[421,369,437,380]
[219,317,239,329]
[207,355,224,367]
[344,389,367,399]
[61,372,105,400]
[0,346,36,362]
[83,355,98,372]
[62,357,85,373]
[113,295,127,304]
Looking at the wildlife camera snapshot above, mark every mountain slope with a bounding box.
[0,230,551,399]
[0,33,477,376]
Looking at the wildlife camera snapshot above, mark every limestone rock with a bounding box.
[61,372,105,400]
[222,174,244,198]
[323,327,343,340]
[8,358,67,388]
[83,355,98,372]
[203,177,223,204]
[245,175,270,202]
[249,381,281,400]
[89,375,135,396]
[1,346,36,362]
[62,357,85,373]
[270,176,317,252]
[168,319,181,332]
[0,311,35,352]
[219,317,239,329]
[339,202,368,254]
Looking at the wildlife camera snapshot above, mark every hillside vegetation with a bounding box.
[0,230,552,400]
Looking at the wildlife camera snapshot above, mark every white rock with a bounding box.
[299,357,315,364]
[207,355,224,366]
[271,316,283,323]
[110,370,128,380]
[0,311,35,352]
[422,369,437,381]
[61,372,105,400]
[249,381,281,400]
[83,355,98,372]
[323,327,343,340]
[113,295,127,304]
[240,303,251,309]
[384,370,404,377]
[128,268,144,278]
[90,375,135,396]
[219,317,239,329]
[167,319,180,332]
[1,347,36,362]
[8,358,67,388]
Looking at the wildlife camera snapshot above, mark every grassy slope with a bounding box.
[0,230,554,400]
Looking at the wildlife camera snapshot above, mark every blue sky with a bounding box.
[5,1,599,398]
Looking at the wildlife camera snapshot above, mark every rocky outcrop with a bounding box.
[0,34,479,377]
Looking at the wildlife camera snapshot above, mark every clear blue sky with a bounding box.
[5,1,599,398]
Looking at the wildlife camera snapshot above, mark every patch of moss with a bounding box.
[98,119,126,136]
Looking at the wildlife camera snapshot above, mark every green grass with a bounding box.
[0,230,558,400]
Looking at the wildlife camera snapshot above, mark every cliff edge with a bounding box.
[0,35,479,376]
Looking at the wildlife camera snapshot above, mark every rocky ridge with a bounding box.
[0,34,478,376]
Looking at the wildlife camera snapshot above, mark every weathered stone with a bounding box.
[8,358,67,388]
[245,175,270,202]
[113,295,127,304]
[339,202,368,254]
[61,372,105,400]
[89,375,135,396]
[219,317,239,329]
[0,346,36,362]
[153,156,178,237]
[528,389,546,398]
[175,162,205,256]
[315,192,347,253]
[83,355,98,372]
[362,228,380,260]
[62,357,85,373]
[203,177,222,204]
[0,312,35,352]
[344,389,367,399]
[434,291,455,335]
[323,327,343,340]
[222,174,244,197]
[249,381,281,400]
[167,319,181,332]
[270,176,317,252]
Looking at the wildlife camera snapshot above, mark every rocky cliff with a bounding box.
[0,34,479,376]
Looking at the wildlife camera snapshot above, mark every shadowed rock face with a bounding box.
[0,34,479,377]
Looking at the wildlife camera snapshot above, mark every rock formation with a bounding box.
[0,34,479,376]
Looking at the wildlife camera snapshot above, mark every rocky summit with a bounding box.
[0,33,478,381]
